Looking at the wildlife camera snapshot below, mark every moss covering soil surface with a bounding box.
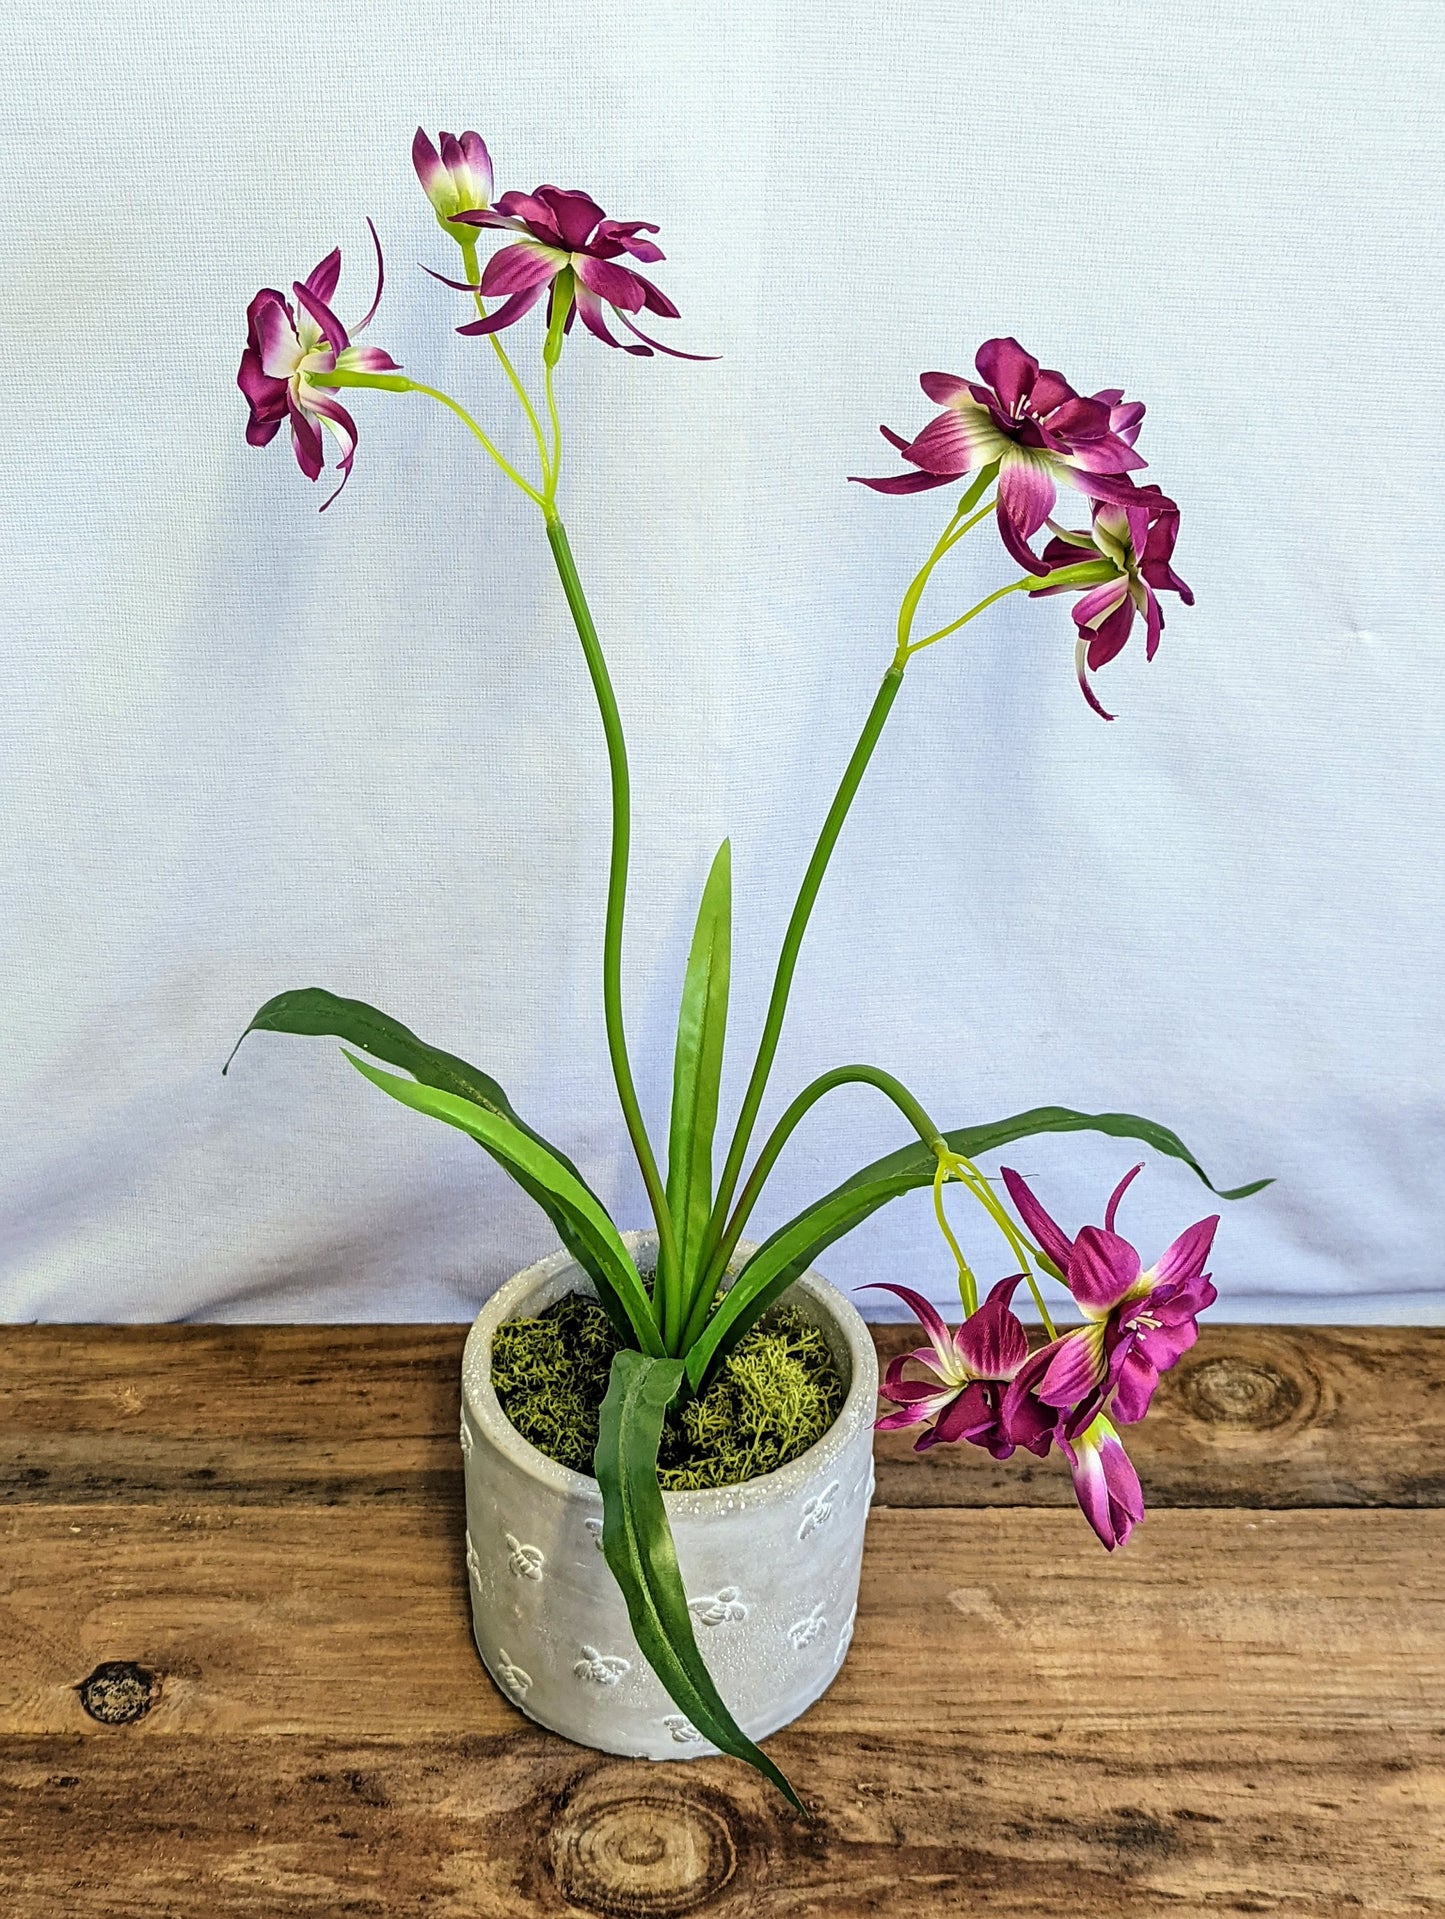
[491,1289,845,1491]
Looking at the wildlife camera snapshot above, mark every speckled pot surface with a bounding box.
[460,1231,878,1760]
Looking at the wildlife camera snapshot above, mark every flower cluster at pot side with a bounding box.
[874,1164,1217,1548]
[227,122,1262,1810]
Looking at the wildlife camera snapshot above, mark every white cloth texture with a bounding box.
[2,0,1442,1324]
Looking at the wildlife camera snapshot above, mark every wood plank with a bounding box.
[3,1724,1440,1916]
[3,1507,1440,1739]
[3,1324,1443,1509]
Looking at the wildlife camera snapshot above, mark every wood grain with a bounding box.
[4,1323,1442,1508]
[3,1725,1441,1917]
[2,1325,1442,1915]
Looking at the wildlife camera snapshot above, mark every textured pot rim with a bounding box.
[462,1229,879,1521]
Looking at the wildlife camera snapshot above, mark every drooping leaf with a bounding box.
[666,841,732,1296]
[225,986,589,1174]
[595,1349,806,1813]
[685,1105,1269,1391]
[223,987,637,1335]
[343,1054,664,1357]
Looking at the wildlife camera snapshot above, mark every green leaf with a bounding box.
[343,1053,664,1358]
[225,986,592,1183]
[666,841,732,1292]
[596,1350,807,1814]
[222,987,640,1337]
[686,1105,1269,1391]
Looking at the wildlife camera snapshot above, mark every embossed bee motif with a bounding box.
[464,1531,482,1587]
[583,1517,605,1551]
[459,1414,474,1461]
[573,1644,631,1686]
[798,1480,840,1540]
[504,1533,545,1581]
[495,1647,532,1700]
[786,1602,828,1649]
[688,1585,748,1626]
[834,1601,858,1666]
[663,1713,706,1744]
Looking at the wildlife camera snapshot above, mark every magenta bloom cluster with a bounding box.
[874,1167,1218,1548]
[855,337,1193,715]
[237,225,397,509]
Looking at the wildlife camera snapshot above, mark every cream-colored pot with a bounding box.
[459,1231,878,1760]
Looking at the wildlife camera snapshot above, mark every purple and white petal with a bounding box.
[479,240,566,298]
[999,1167,1075,1274]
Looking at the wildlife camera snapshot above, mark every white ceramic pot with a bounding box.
[459,1231,878,1760]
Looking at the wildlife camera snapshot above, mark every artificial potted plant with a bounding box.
[226,126,1264,1811]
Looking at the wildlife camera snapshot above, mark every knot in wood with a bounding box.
[550,1791,736,1915]
[77,1661,159,1725]
[1177,1354,1304,1431]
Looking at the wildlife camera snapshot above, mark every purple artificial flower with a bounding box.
[866,1277,1038,1458]
[1062,1414,1144,1551]
[412,127,494,230]
[436,184,710,358]
[1000,1163,1218,1448]
[851,337,1148,572]
[1029,484,1195,719]
[237,225,399,509]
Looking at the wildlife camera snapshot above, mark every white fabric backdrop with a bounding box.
[3,0,1443,1323]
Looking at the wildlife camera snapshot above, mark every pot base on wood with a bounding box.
[460,1232,878,1760]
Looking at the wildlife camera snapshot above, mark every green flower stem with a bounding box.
[694,483,1005,1295]
[944,1151,1058,1337]
[679,1061,946,1350]
[697,662,906,1301]
[905,576,1036,655]
[309,369,546,508]
[544,514,680,1334]
[932,1153,979,1313]
[459,235,553,492]
[891,465,999,666]
[908,557,1118,657]
[543,356,563,501]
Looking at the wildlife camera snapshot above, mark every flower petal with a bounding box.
[536,185,607,249]
[953,1275,1030,1380]
[918,370,972,404]
[1147,1216,1219,1289]
[1000,1167,1074,1275]
[351,216,385,335]
[572,252,647,311]
[849,467,956,494]
[616,312,718,360]
[1069,1226,1143,1314]
[975,336,1041,414]
[862,1282,961,1378]
[1035,1323,1110,1407]
[1075,637,1117,721]
[1063,1417,1143,1549]
[997,450,1058,538]
[455,283,547,336]
[909,406,1007,476]
[480,240,566,298]
[293,280,349,355]
[303,247,342,306]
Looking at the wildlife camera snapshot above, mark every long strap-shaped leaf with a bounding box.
[225,987,591,1181]
[686,1104,1269,1391]
[223,987,639,1336]
[344,1054,663,1357]
[666,841,732,1309]
[596,1350,806,1813]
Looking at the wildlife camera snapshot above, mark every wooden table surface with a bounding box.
[2,1323,1442,1916]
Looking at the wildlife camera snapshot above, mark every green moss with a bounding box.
[490,1290,845,1490]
